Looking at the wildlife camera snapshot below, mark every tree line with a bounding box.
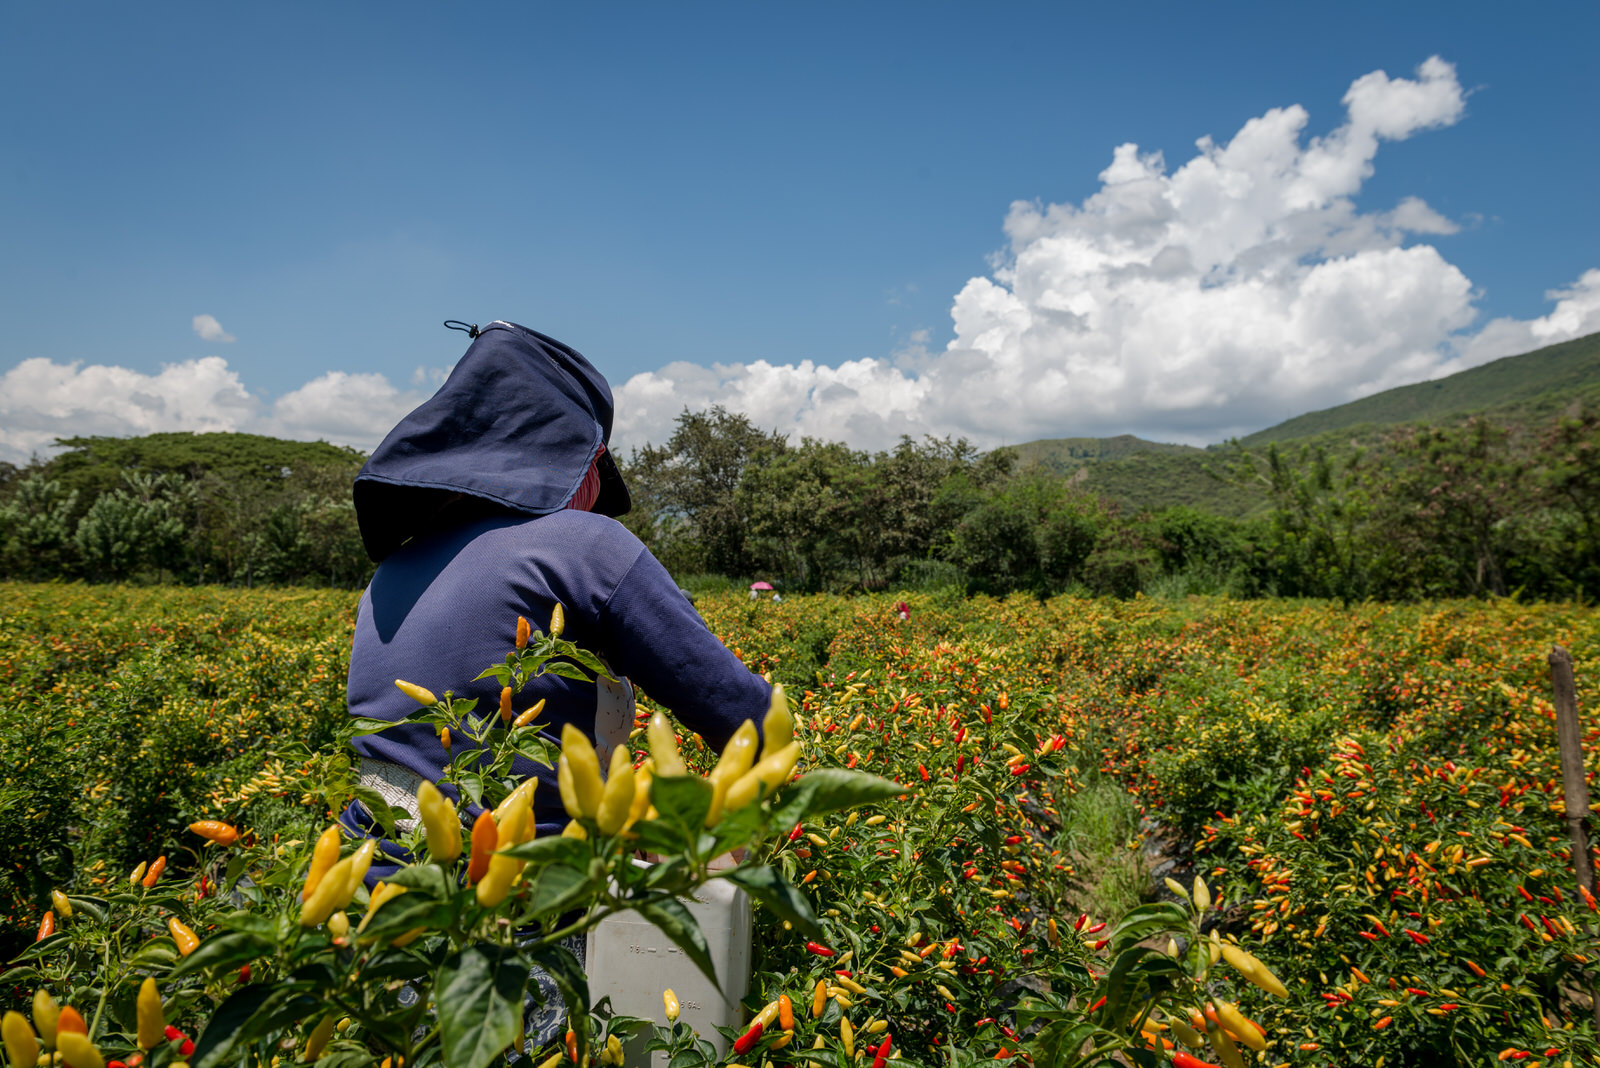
[1,408,1595,601]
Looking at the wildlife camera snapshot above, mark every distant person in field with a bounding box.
[342,320,770,865]
[896,601,910,622]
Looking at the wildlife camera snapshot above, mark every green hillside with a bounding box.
[1016,329,1600,517]
[1240,330,1600,444]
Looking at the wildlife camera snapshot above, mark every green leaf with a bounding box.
[352,785,402,840]
[540,661,595,682]
[62,895,108,923]
[526,942,590,1057]
[191,982,313,1068]
[500,835,589,868]
[528,862,593,917]
[720,865,821,940]
[1108,901,1189,956]
[384,863,453,896]
[632,895,721,994]
[436,944,527,1068]
[170,930,270,979]
[349,716,399,735]
[769,770,905,829]
[649,775,715,840]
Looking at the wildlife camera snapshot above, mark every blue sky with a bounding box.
[2,1,1597,462]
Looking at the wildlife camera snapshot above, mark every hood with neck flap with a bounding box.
[353,321,631,562]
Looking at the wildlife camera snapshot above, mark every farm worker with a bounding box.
[341,320,770,864]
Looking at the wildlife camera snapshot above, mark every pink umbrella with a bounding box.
[750,581,774,591]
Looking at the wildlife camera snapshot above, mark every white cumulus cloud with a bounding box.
[0,357,259,463]
[613,56,1594,451]
[192,314,236,343]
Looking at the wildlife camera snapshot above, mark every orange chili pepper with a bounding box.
[142,856,167,888]
[467,810,497,885]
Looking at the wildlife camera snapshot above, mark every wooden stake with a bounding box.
[1550,645,1595,895]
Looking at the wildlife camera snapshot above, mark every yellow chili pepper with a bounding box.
[56,1032,106,1068]
[168,917,201,956]
[327,911,350,940]
[840,1016,854,1059]
[357,881,410,936]
[2,1011,39,1068]
[440,727,452,751]
[1193,876,1212,911]
[647,712,688,776]
[1214,1001,1265,1052]
[725,741,801,812]
[136,977,164,1050]
[596,747,636,835]
[128,861,147,885]
[303,825,343,899]
[50,889,72,918]
[394,679,437,706]
[562,820,588,839]
[549,603,565,638]
[1205,1017,1245,1068]
[304,1015,336,1062]
[812,978,828,1018]
[663,988,680,1022]
[343,840,379,901]
[559,724,603,818]
[416,780,462,863]
[1218,943,1289,998]
[32,990,59,1045]
[762,684,793,757]
[627,759,654,829]
[709,720,759,785]
[513,698,547,729]
[301,856,355,927]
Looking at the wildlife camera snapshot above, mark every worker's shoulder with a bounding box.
[501,510,646,556]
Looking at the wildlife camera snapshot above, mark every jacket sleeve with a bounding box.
[598,545,771,753]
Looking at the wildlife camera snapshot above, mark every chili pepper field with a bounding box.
[2,580,1598,1067]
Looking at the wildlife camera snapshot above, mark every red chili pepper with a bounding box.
[1405,929,1430,945]
[1372,919,1390,937]
[871,1035,892,1068]
[237,964,251,983]
[165,1026,184,1042]
[1172,1053,1220,1068]
[918,764,930,782]
[954,756,965,778]
[733,1022,763,1055]
[1519,913,1537,932]
[1405,987,1430,997]
[36,910,55,941]
[1004,835,1021,845]
[788,823,804,842]
[180,1040,195,1056]
[805,941,835,957]
[1087,995,1106,1012]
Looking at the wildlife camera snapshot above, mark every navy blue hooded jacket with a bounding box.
[344,322,770,852]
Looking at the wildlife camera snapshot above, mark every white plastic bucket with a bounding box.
[585,874,752,1068]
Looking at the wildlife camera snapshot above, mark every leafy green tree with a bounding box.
[0,474,79,578]
[947,470,1103,596]
[1228,441,1374,603]
[620,407,789,578]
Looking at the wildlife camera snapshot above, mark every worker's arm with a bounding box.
[597,544,771,753]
